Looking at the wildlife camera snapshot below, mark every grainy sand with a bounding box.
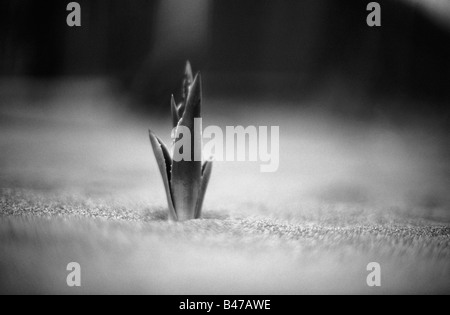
[0,81,449,294]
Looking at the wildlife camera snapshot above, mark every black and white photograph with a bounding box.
[0,0,449,298]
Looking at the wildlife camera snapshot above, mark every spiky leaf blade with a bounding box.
[171,73,202,221]
[195,160,213,219]
[171,94,179,129]
[178,61,194,117]
[149,130,177,221]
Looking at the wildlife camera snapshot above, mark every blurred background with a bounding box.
[2,0,450,118]
[0,0,449,219]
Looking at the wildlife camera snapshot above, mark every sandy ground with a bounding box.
[0,80,449,294]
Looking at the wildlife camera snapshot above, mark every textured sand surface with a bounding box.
[0,81,449,294]
[1,189,449,294]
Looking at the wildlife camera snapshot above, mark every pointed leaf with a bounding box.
[149,130,177,221]
[171,73,202,221]
[195,160,213,219]
[179,73,202,130]
[182,61,194,101]
[185,61,194,82]
[179,61,194,117]
[171,94,179,129]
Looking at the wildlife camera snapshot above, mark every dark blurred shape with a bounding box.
[1,0,65,76]
[207,1,450,107]
[0,0,158,78]
[0,0,449,120]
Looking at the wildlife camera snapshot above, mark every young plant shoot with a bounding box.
[149,62,213,221]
